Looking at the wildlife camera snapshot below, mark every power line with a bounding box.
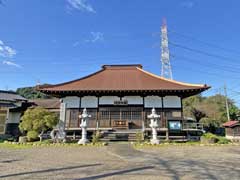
[168,28,240,56]
[172,54,240,74]
[171,64,240,80]
[169,41,240,64]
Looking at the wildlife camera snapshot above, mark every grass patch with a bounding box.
[133,138,235,148]
[0,140,107,149]
[133,141,201,148]
[0,142,33,149]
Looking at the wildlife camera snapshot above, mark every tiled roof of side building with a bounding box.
[222,120,240,127]
[0,90,27,102]
[40,64,210,93]
[30,99,60,109]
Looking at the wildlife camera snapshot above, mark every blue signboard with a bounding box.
[169,121,181,130]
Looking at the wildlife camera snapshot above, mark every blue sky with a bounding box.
[1,0,240,103]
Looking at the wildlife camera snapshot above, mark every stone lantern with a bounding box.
[78,108,91,145]
[148,108,160,144]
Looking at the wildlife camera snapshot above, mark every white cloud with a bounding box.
[181,1,194,8]
[4,46,16,57]
[85,32,104,43]
[0,40,17,58]
[66,0,96,13]
[2,60,22,68]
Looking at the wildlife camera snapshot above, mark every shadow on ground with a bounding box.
[76,166,154,180]
[105,143,240,179]
[0,163,102,178]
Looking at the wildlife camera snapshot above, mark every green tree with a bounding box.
[183,95,204,118]
[19,107,58,141]
[228,106,239,120]
[191,108,207,123]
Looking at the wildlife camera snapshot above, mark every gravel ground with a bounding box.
[0,144,240,180]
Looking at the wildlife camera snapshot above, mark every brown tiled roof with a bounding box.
[222,121,240,127]
[30,99,60,109]
[40,65,210,95]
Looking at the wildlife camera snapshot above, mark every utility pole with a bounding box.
[161,18,173,79]
[224,84,230,121]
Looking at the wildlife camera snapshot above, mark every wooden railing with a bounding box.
[182,123,204,130]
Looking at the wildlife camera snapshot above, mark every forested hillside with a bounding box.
[183,94,239,128]
[16,86,52,99]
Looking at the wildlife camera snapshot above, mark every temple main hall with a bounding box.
[40,64,210,140]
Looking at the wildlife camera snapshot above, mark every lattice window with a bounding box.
[234,127,240,136]
[0,114,6,133]
[69,109,79,128]
[131,111,142,120]
[121,111,131,120]
[110,111,120,120]
[99,111,110,120]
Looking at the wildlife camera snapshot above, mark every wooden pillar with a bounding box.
[96,96,100,130]
[78,97,82,128]
[142,96,145,132]
[161,97,165,127]
[5,108,10,134]
[166,129,169,141]
[180,97,184,122]
[162,96,169,141]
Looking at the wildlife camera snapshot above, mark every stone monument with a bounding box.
[50,101,67,143]
[148,108,160,144]
[78,108,91,145]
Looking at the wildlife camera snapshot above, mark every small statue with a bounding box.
[78,108,91,144]
[148,108,160,144]
[50,121,66,143]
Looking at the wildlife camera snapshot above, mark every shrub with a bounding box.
[201,133,218,144]
[201,133,230,144]
[19,107,58,142]
[27,131,39,142]
[217,136,230,144]
[92,131,100,144]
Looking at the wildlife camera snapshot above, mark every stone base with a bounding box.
[150,139,160,145]
[78,138,89,145]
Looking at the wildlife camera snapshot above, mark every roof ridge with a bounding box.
[136,67,208,88]
[0,90,17,94]
[102,64,142,69]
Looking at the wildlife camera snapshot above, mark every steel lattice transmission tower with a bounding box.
[161,19,173,79]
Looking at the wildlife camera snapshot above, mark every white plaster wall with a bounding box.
[62,96,80,108]
[81,96,98,108]
[144,96,162,108]
[99,96,120,105]
[122,96,143,104]
[8,112,21,124]
[163,96,181,108]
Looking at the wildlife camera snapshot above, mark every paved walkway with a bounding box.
[107,143,240,180]
[0,144,240,179]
